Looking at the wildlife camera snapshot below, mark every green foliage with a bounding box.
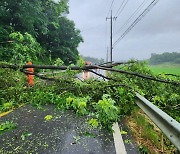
[0,121,16,135]
[0,25,14,42]
[54,58,64,66]
[138,145,149,154]
[112,60,180,122]
[0,102,14,112]
[76,57,86,67]
[0,0,82,64]
[0,59,179,135]
[120,130,127,135]
[135,114,160,146]
[149,52,180,65]
[0,32,44,64]
[42,17,83,64]
[44,115,53,121]
[83,132,96,138]
[0,0,49,36]
[95,94,119,129]
[0,67,26,113]
[21,132,32,141]
[88,118,99,128]
[66,96,89,115]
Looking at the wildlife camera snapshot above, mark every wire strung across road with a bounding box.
[115,0,148,35]
[113,0,129,31]
[114,0,128,18]
[107,0,116,17]
[113,0,159,47]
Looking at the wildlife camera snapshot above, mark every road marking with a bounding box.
[112,122,127,154]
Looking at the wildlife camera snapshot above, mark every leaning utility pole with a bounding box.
[106,10,116,63]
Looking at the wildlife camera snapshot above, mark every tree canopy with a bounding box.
[149,52,180,65]
[0,0,83,64]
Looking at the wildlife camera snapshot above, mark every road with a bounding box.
[0,104,138,154]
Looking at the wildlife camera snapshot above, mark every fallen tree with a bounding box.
[0,63,179,86]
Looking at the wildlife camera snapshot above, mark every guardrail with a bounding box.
[135,93,180,151]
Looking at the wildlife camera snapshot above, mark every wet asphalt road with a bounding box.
[0,104,139,154]
[0,105,116,154]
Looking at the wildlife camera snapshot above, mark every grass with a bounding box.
[125,109,177,153]
[149,63,180,75]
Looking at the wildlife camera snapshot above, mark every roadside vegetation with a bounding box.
[0,1,179,153]
[0,60,179,153]
[125,108,176,153]
[0,0,83,65]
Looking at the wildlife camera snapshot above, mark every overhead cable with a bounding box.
[113,0,159,47]
[115,0,129,18]
[115,0,148,34]
[107,0,115,17]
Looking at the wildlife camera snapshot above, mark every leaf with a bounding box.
[21,132,32,140]
[0,121,16,135]
[73,136,81,142]
[124,139,131,144]
[83,132,96,138]
[88,118,98,128]
[120,130,127,135]
[44,115,53,121]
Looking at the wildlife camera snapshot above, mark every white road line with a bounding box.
[112,122,127,154]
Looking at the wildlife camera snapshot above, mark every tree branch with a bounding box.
[96,66,180,86]
[22,70,60,81]
[0,41,14,44]
[88,70,118,82]
[99,61,137,68]
[0,64,179,85]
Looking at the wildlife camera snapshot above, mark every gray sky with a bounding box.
[68,0,180,61]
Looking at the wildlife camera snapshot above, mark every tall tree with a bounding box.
[0,0,48,36]
[40,17,83,64]
[0,0,82,64]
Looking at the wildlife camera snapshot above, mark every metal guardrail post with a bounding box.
[135,93,180,151]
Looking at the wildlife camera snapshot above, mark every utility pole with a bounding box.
[110,10,113,63]
[106,47,109,62]
[106,10,116,63]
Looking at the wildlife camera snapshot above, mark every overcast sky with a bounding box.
[67,0,180,61]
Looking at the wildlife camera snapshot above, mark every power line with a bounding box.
[114,0,126,17]
[113,0,159,47]
[115,0,129,18]
[115,0,148,35]
[107,0,115,17]
[113,0,128,34]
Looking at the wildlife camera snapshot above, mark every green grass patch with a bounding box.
[149,63,180,75]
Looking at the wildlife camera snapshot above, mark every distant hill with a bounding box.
[149,52,180,65]
[81,55,104,65]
